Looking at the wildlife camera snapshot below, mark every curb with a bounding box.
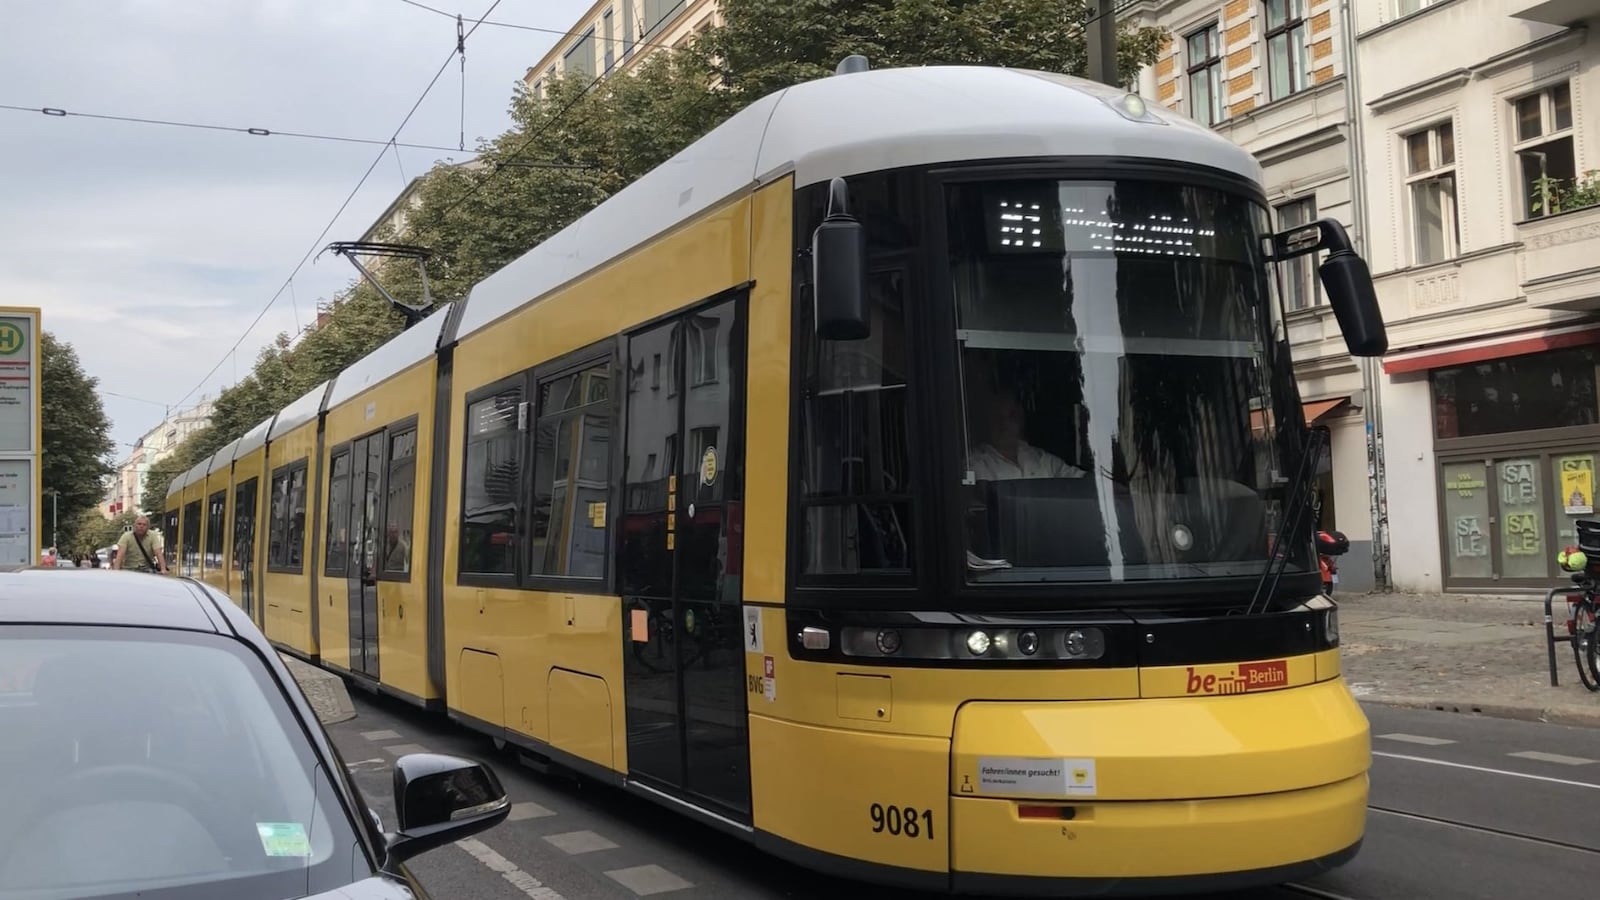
[278,653,358,725]
[1362,693,1600,729]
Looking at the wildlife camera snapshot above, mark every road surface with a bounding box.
[326,695,1599,899]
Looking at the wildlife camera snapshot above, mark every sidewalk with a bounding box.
[278,652,357,725]
[1340,590,1600,727]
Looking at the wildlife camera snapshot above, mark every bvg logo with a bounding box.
[1185,660,1289,695]
[0,323,24,356]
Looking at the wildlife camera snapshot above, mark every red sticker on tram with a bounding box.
[1185,660,1289,695]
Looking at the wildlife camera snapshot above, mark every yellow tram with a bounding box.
[165,61,1389,895]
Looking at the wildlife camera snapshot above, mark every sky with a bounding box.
[2,0,592,457]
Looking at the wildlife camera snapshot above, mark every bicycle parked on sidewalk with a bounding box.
[1553,519,1600,691]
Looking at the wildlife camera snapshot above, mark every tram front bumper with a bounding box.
[947,678,1370,891]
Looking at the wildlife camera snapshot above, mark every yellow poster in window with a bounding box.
[1561,456,1595,515]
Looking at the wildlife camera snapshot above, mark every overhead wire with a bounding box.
[395,0,690,52]
[0,103,472,154]
[168,0,506,413]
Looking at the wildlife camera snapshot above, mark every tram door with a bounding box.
[233,478,258,620]
[619,295,751,819]
[347,432,383,679]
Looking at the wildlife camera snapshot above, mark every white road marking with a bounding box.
[605,863,695,895]
[360,729,402,741]
[1376,733,1456,746]
[543,830,618,855]
[508,801,556,821]
[382,742,430,756]
[344,758,387,770]
[457,837,569,900]
[1374,750,1600,789]
[1509,750,1596,766]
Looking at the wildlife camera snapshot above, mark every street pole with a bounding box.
[1086,0,1119,87]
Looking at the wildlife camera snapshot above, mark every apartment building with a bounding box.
[1354,0,1600,593]
[104,397,214,517]
[522,0,717,97]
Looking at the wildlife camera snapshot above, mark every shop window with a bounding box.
[1496,457,1547,578]
[1186,23,1225,127]
[1405,121,1459,265]
[1514,81,1576,219]
[1441,461,1492,580]
[1430,345,1600,439]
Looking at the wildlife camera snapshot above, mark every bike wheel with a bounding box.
[1574,598,1600,692]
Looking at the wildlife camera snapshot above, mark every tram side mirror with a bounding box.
[813,176,871,341]
[1273,218,1388,358]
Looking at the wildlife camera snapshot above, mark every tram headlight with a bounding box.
[876,629,902,655]
[1017,630,1039,656]
[1325,608,1339,646]
[966,630,992,656]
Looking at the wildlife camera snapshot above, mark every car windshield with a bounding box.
[947,176,1307,585]
[0,627,365,900]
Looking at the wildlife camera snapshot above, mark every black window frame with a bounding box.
[324,447,352,578]
[204,487,228,566]
[267,458,309,575]
[923,158,1302,609]
[379,416,420,583]
[1185,22,1225,127]
[787,167,933,610]
[525,341,621,592]
[1262,0,1311,103]
[457,372,529,590]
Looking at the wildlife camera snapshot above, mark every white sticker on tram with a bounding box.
[1373,751,1600,790]
[744,606,763,653]
[977,756,1098,797]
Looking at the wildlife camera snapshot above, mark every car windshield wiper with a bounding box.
[1245,426,1327,616]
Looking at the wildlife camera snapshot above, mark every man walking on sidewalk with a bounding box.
[113,516,167,575]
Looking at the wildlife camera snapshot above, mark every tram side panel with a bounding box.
[262,424,319,659]
[441,192,757,777]
[318,360,439,706]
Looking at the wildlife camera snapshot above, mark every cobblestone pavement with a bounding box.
[1339,589,1600,726]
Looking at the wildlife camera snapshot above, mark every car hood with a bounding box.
[301,874,426,900]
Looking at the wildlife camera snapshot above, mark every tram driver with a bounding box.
[965,372,1083,482]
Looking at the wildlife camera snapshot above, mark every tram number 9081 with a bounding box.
[869,803,934,840]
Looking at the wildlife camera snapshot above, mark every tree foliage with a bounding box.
[41,332,114,552]
[151,1,1166,488]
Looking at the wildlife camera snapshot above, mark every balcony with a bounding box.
[1518,202,1600,310]
[1509,0,1600,25]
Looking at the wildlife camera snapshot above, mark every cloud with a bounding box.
[3,0,589,457]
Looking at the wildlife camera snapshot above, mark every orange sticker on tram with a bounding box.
[1184,659,1289,695]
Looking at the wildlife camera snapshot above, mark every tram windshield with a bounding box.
[947,177,1308,584]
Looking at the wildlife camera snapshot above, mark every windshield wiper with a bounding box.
[1245,426,1327,616]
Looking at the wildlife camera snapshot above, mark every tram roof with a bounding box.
[212,64,1267,458]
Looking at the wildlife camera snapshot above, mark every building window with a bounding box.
[603,9,615,72]
[325,450,350,576]
[565,28,596,80]
[1276,197,1319,309]
[1264,0,1310,102]
[1186,24,1225,127]
[1514,81,1576,219]
[1430,345,1600,440]
[529,362,612,580]
[461,384,522,577]
[383,428,417,577]
[643,0,685,41]
[1396,0,1445,14]
[1404,121,1459,265]
[622,0,635,57]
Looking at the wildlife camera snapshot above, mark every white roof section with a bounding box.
[168,458,210,499]
[456,65,1262,342]
[203,436,243,476]
[325,305,449,409]
[236,414,277,457]
[270,381,330,439]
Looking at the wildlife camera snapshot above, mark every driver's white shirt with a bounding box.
[968,442,1083,481]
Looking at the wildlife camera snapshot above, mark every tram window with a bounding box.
[267,461,307,573]
[286,467,307,569]
[461,385,523,577]
[324,451,350,576]
[268,470,289,569]
[528,363,612,580]
[205,490,226,569]
[182,500,201,574]
[797,266,916,576]
[382,428,417,577]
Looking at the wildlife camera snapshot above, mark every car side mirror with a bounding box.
[382,753,509,870]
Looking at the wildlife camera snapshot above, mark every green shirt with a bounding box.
[117,531,162,570]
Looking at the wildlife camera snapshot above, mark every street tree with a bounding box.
[41,331,114,551]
